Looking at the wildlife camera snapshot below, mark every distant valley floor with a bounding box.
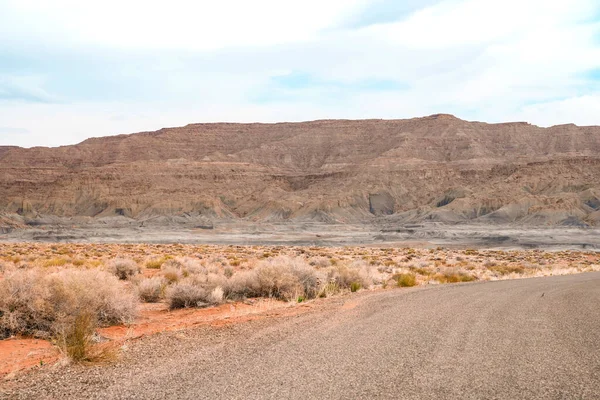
[2,221,600,250]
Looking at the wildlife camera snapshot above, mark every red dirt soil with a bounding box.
[98,298,307,340]
[1,298,317,378]
[0,338,59,378]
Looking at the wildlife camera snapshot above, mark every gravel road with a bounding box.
[4,272,600,399]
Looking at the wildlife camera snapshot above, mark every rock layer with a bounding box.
[2,114,600,226]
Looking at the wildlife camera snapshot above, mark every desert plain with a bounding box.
[2,116,600,398]
[1,238,599,382]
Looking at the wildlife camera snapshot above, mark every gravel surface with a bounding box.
[3,272,600,399]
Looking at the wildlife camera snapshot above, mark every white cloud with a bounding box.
[368,0,598,48]
[0,100,337,147]
[514,95,600,127]
[0,0,365,50]
[0,0,599,147]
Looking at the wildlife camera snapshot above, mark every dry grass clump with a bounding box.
[0,268,137,360]
[137,277,166,303]
[43,257,69,268]
[488,264,526,276]
[72,259,86,267]
[106,258,140,280]
[433,270,478,284]
[57,312,96,361]
[0,260,11,273]
[394,273,417,287]
[146,256,173,269]
[56,312,117,363]
[409,266,435,277]
[318,282,341,298]
[8,256,22,264]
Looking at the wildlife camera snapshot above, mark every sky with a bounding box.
[1,0,600,148]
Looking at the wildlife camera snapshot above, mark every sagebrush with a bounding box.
[0,268,137,340]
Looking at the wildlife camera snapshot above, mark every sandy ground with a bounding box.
[3,272,600,399]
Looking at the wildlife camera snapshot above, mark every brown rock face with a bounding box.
[2,114,600,226]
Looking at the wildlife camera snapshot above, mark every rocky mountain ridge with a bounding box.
[2,114,600,227]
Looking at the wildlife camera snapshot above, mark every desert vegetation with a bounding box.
[0,268,136,361]
[1,243,599,362]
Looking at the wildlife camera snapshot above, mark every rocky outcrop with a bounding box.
[2,115,600,226]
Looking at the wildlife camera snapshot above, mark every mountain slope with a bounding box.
[2,114,600,226]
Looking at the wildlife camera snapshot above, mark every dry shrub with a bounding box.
[0,269,137,340]
[225,256,320,301]
[0,269,52,338]
[107,258,140,280]
[162,257,205,276]
[137,277,166,303]
[160,257,231,308]
[166,278,224,310]
[328,260,372,291]
[209,286,224,303]
[225,270,261,299]
[160,257,207,283]
[309,256,331,269]
[178,257,205,275]
[277,257,321,299]
[254,263,303,300]
[161,266,183,284]
[206,272,227,289]
[166,283,210,309]
[47,269,138,326]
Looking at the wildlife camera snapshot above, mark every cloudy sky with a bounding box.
[1,0,599,147]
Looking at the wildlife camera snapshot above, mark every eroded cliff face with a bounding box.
[2,114,600,226]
